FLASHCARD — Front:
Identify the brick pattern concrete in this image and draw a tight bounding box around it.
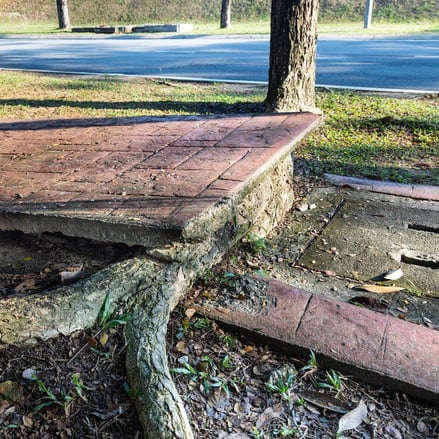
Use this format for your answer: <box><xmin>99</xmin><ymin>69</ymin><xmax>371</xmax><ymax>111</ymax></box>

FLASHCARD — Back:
<box><xmin>0</xmin><ymin>113</ymin><xmax>320</xmax><ymax>245</ymax></box>
<box><xmin>192</xmin><ymin>278</ymin><xmax>439</xmax><ymax>402</ymax></box>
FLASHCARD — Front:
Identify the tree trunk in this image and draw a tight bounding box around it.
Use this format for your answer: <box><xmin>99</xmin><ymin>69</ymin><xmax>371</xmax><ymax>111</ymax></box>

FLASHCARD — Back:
<box><xmin>56</xmin><ymin>0</ymin><xmax>71</xmax><ymax>29</ymax></box>
<box><xmin>265</xmin><ymin>0</ymin><xmax>320</xmax><ymax>113</ymax></box>
<box><xmin>220</xmin><ymin>0</ymin><xmax>232</xmax><ymax>29</ymax></box>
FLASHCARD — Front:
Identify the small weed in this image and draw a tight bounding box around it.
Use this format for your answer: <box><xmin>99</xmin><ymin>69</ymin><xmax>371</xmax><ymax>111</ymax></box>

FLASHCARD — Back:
<box><xmin>245</xmin><ymin>233</ymin><xmax>267</xmax><ymax>253</ymax></box>
<box><xmin>251</xmin><ymin>427</ymin><xmax>265</xmax><ymax>439</ymax></box>
<box><xmin>221</xmin><ymin>355</ymin><xmax>237</xmax><ymax>371</ymax></box>
<box><xmin>191</xmin><ymin>317</ymin><xmax>212</xmax><ymax>329</ymax></box>
<box><xmin>71</xmin><ymin>373</ymin><xmax>91</xmax><ymax>401</ymax></box>
<box><xmin>266</xmin><ymin>373</ymin><xmax>295</xmax><ymax>402</ymax></box>
<box><xmin>294</xmin><ymin>397</ymin><xmax>306</xmax><ymax>406</ymax></box>
<box><xmin>32</xmin><ymin>376</ymin><xmax>73</xmax><ymax>415</ymax></box>
<box><xmin>222</xmin><ymin>334</ymin><xmax>237</xmax><ymax>347</ymax></box>
<box><xmin>300</xmin><ymin>350</ymin><xmax>318</xmax><ymax>372</ymax></box>
<box><xmin>97</xmin><ymin>292</ymin><xmax>131</xmax><ymax>330</ymax></box>
<box><xmin>318</xmin><ymin>369</ymin><xmax>343</xmax><ymax>392</ymax></box>
<box><xmin>279</xmin><ymin>425</ymin><xmax>299</xmax><ymax>437</ymax></box>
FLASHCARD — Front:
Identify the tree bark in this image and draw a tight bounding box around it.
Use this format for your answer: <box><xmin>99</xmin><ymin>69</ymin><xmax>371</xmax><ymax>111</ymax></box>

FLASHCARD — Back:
<box><xmin>220</xmin><ymin>0</ymin><xmax>232</xmax><ymax>29</ymax></box>
<box><xmin>124</xmin><ymin>266</ymin><xmax>195</xmax><ymax>439</ymax></box>
<box><xmin>56</xmin><ymin>0</ymin><xmax>71</xmax><ymax>29</ymax></box>
<box><xmin>265</xmin><ymin>0</ymin><xmax>320</xmax><ymax>113</ymax></box>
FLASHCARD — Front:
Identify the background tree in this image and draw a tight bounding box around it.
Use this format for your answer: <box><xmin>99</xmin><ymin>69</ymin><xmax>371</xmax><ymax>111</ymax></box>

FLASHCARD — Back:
<box><xmin>220</xmin><ymin>0</ymin><xmax>232</xmax><ymax>29</ymax></box>
<box><xmin>265</xmin><ymin>0</ymin><xmax>320</xmax><ymax>112</ymax></box>
<box><xmin>56</xmin><ymin>0</ymin><xmax>71</xmax><ymax>29</ymax></box>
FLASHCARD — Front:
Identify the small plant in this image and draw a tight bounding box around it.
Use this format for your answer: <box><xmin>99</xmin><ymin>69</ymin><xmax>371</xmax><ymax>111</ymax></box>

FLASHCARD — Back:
<box><xmin>71</xmin><ymin>373</ymin><xmax>92</xmax><ymax>401</ymax></box>
<box><xmin>32</xmin><ymin>376</ymin><xmax>73</xmax><ymax>415</ymax></box>
<box><xmin>97</xmin><ymin>292</ymin><xmax>131</xmax><ymax>330</ymax></box>
<box><xmin>279</xmin><ymin>425</ymin><xmax>298</xmax><ymax>437</ymax></box>
<box><xmin>222</xmin><ymin>334</ymin><xmax>237</xmax><ymax>347</ymax></box>
<box><xmin>318</xmin><ymin>369</ymin><xmax>343</xmax><ymax>392</ymax></box>
<box><xmin>251</xmin><ymin>427</ymin><xmax>265</xmax><ymax>439</ymax></box>
<box><xmin>191</xmin><ymin>317</ymin><xmax>212</xmax><ymax>329</ymax></box>
<box><xmin>245</xmin><ymin>233</ymin><xmax>267</xmax><ymax>253</ymax></box>
<box><xmin>221</xmin><ymin>354</ymin><xmax>237</xmax><ymax>371</ymax></box>
<box><xmin>294</xmin><ymin>396</ymin><xmax>306</xmax><ymax>406</ymax></box>
<box><xmin>266</xmin><ymin>373</ymin><xmax>295</xmax><ymax>402</ymax></box>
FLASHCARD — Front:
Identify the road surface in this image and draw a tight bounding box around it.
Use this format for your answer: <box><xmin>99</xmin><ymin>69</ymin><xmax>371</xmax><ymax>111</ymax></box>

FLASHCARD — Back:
<box><xmin>0</xmin><ymin>35</ymin><xmax>438</xmax><ymax>92</ymax></box>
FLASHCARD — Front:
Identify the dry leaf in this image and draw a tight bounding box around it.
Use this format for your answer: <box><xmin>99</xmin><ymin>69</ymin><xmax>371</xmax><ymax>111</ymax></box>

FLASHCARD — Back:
<box><xmin>337</xmin><ymin>399</ymin><xmax>367</xmax><ymax>434</ymax></box>
<box><xmin>357</xmin><ymin>285</ymin><xmax>405</xmax><ymax>294</ymax></box>
<box><xmin>99</xmin><ymin>332</ymin><xmax>109</xmax><ymax>346</ymax></box>
<box><xmin>299</xmin><ymin>390</ymin><xmax>350</xmax><ymax>413</ymax></box>
<box><xmin>383</xmin><ymin>268</ymin><xmax>403</xmax><ymax>280</ymax></box>
<box><xmin>185</xmin><ymin>308</ymin><xmax>196</xmax><ymax>318</ymax></box>
<box><xmin>175</xmin><ymin>341</ymin><xmax>187</xmax><ymax>354</ymax></box>
<box><xmin>22</xmin><ymin>415</ymin><xmax>33</xmax><ymax>428</ymax></box>
<box><xmin>14</xmin><ymin>279</ymin><xmax>37</xmax><ymax>293</ymax></box>
<box><xmin>256</xmin><ymin>406</ymin><xmax>282</xmax><ymax>429</ymax></box>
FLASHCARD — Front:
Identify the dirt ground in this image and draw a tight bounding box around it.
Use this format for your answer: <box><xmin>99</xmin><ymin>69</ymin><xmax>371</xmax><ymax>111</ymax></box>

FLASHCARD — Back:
<box><xmin>0</xmin><ymin>178</ymin><xmax>438</xmax><ymax>438</ymax></box>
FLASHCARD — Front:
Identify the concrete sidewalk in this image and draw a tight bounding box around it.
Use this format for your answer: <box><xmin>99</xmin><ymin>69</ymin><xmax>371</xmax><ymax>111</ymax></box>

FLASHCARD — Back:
<box><xmin>0</xmin><ymin>113</ymin><xmax>320</xmax><ymax>246</ymax></box>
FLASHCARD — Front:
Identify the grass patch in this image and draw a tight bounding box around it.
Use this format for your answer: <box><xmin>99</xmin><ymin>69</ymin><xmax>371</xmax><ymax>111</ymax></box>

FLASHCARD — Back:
<box><xmin>298</xmin><ymin>90</ymin><xmax>439</xmax><ymax>185</ymax></box>
<box><xmin>0</xmin><ymin>70</ymin><xmax>437</xmax><ymax>185</ymax></box>
<box><xmin>0</xmin><ymin>20</ymin><xmax>438</xmax><ymax>36</ymax></box>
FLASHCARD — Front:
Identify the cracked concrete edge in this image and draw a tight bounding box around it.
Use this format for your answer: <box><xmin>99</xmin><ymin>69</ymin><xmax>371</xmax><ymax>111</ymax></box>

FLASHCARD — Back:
<box><xmin>0</xmin><ymin>153</ymin><xmax>298</xmax><ymax>347</ymax></box>
<box><xmin>190</xmin><ymin>278</ymin><xmax>439</xmax><ymax>404</ymax></box>
<box><xmin>324</xmin><ymin>173</ymin><xmax>439</xmax><ymax>201</ymax></box>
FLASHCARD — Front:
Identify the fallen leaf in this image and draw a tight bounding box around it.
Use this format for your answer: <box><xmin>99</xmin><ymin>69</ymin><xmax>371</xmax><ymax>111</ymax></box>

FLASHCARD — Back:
<box><xmin>22</xmin><ymin>415</ymin><xmax>33</xmax><ymax>428</ymax></box>
<box><xmin>337</xmin><ymin>399</ymin><xmax>367</xmax><ymax>434</ymax></box>
<box><xmin>14</xmin><ymin>278</ymin><xmax>37</xmax><ymax>293</ymax></box>
<box><xmin>299</xmin><ymin>390</ymin><xmax>350</xmax><ymax>413</ymax></box>
<box><xmin>357</xmin><ymin>285</ymin><xmax>405</xmax><ymax>294</ymax></box>
<box><xmin>185</xmin><ymin>308</ymin><xmax>196</xmax><ymax>318</ymax></box>
<box><xmin>0</xmin><ymin>380</ymin><xmax>23</xmax><ymax>403</ymax></box>
<box><xmin>99</xmin><ymin>332</ymin><xmax>109</xmax><ymax>347</ymax></box>
<box><xmin>175</xmin><ymin>341</ymin><xmax>188</xmax><ymax>354</ymax></box>
<box><xmin>256</xmin><ymin>406</ymin><xmax>282</xmax><ymax>429</ymax></box>
<box><xmin>383</xmin><ymin>268</ymin><xmax>403</xmax><ymax>280</ymax></box>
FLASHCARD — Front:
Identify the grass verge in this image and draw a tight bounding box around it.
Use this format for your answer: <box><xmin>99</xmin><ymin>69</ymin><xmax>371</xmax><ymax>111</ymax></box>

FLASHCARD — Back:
<box><xmin>0</xmin><ymin>70</ymin><xmax>437</xmax><ymax>185</ymax></box>
<box><xmin>0</xmin><ymin>20</ymin><xmax>438</xmax><ymax>36</ymax></box>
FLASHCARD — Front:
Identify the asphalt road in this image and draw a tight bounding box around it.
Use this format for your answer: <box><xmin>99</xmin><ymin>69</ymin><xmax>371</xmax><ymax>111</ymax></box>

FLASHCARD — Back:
<box><xmin>0</xmin><ymin>35</ymin><xmax>438</xmax><ymax>92</ymax></box>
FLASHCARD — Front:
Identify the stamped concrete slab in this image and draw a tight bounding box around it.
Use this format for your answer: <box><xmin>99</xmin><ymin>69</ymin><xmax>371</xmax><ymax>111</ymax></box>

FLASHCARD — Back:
<box><xmin>191</xmin><ymin>278</ymin><xmax>439</xmax><ymax>402</ymax></box>
<box><xmin>298</xmin><ymin>190</ymin><xmax>439</xmax><ymax>296</ymax></box>
<box><xmin>0</xmin><ymin>113</ymin><xmax>321</xmax><ymax>247</ymax></box>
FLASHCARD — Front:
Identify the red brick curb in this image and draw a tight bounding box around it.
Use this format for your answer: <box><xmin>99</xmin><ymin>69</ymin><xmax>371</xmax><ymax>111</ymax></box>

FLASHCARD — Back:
<box><xmin>192</xmin><ymin>279</ymin><xmax>439</xmax><ymax>403</ymax></box>
<box><xmin>324</xmin><ymin>173</ymin><xmax>439</xmax><ymax>201</ymax></box>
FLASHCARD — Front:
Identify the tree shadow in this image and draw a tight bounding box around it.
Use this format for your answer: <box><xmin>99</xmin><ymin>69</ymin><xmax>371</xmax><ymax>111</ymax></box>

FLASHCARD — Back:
<box><xmin>0</xmin><ymin>98</ymin><xmax>265</xmax><ymax>130</ymax></box>
<box><xmin>0</xmin><ymin>99</ymin><xmax>265</xmax><ymax>131</ymax></box>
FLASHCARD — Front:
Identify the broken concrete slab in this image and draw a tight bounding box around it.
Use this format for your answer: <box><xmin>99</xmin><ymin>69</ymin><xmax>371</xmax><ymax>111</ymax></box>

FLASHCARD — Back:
<box><xmin>191</xmin><ymin>277</ymin><xmax>439</xmax><ymax>403</ymax></box>
<box><xmin>0</xmin><ymin>113</ymin><xmax>321</xmax><ymax>247</ymax></box>
<box><xmin>298</xmin><ymin>190</ymin><xmax>438</xmax><ymax>296</ymax></box>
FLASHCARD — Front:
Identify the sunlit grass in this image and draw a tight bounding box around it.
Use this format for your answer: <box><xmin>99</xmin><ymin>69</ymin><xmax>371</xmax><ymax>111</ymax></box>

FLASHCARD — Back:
<box><xmin>0</xmin><ymin>71</ymin><xmax>437</xmax><ymax>185</ymax></box>
<box><xmin>0</xmin><ymin>19</ymin><xmax>438</xmax><ymax>36</ymax></box>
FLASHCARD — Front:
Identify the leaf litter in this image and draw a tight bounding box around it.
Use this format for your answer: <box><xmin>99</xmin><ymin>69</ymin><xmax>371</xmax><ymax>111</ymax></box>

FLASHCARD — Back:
<box><xmin>0</xmin><ymin>182</ymin><xmax>438</xmax><ymax>437</ymax></box>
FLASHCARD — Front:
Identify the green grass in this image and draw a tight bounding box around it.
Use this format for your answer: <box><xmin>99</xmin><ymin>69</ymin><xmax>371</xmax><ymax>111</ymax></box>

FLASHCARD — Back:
<box><xmin>298</xmin><ymin>90</ymin><xmax>439</xmax><ymax>185</ymax></box>
<box><xmin>0</xmin><ymin>20</ymin><xmax>438</xmax><ymax>36</ymax></box>
<box><xmin>0</xmin><ymin>71</ymin><xmax>437</xmax><ymax>185</ymax></box>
